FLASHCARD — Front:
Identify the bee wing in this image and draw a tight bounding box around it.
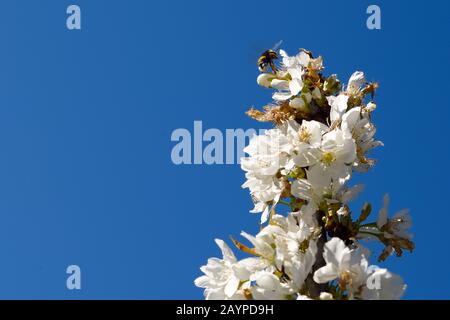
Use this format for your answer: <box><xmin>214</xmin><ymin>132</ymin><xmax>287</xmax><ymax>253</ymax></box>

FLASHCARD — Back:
<box><xmin>272</xmin><ymin>40</ymin><xmax>283</xmax><ymax>51</ymax></box>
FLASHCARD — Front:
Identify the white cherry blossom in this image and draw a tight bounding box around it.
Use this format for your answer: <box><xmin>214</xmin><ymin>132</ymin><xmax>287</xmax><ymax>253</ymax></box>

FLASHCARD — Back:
<box><xmin>195</xmin><ymin>239</ymin><xmax>266</xmax><ymax>300</ymax></box>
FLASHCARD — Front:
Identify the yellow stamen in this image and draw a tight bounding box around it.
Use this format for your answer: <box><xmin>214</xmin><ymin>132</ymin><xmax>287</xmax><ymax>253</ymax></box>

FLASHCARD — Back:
<box><xmin>322</xmin><ymin>152</ymin><xmax>335</xmax><ymax>165</ymax></box>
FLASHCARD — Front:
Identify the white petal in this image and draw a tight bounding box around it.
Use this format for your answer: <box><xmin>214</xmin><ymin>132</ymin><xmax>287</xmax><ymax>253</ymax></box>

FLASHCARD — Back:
<box><xmin>271</xmin><ymin>79</ymin><xmax>289</xmax><ymax>91</ymax></box>
<box><xmin>293</xmin><ymin>145</ymin><xmax>321</xmax><ymax>167</ymax></box>
<box><xmin>255</xmin><ymin>272</ymin><xmax>279</xmax><ymax>289</ymax></box>
<box><xmin>273</xmin><ymin>91</ymin><xmax>292</xmax><ymax>101</ymax></box>
<box><xmin>257</xmin><ymin>73</ymin><xmax>275</xmax><ymax>88</ymax></box>
<box><xmin>341</xmin><ymin>184</ymin><xmax>365</xmax><ymax>203</ymax></box>
<box><xmin>214</xmin><ymin>239</ymin><xmax>237</xmax><ymax>263</ymax></box>
<box><xmin>224</xmin><ymin>275</ymin><xmax>240</xmax><ymax>297</ymax></box>
<box><xmin>194</xmin><ymin>275</ymin><xmax>211</xmax><ymax>288</ymax></box>
<box><xmin>323</xmin><ymin>237</ymin><xmax>350</xmax><ymax>269</ymax></box>
<box><xmin>260</xmin><ymin>205</ymin><xmax>270</xmax><ymax>224</ymax></box>
<box><xmin>289</xmin><ymin>97</ymin><xmax>306</xmax><ymax>111</ymax></box>
<box><xmin>205</xmin><ymin>288</ymin><xmax>226</xmax><ymax>300</ymax></box>
<box><xmin>377</xmin><ymin>194</ymin><xmax>389</xmax><ymax>228</ymax></box>
<box><xmin>289</xmin><ymin>78</ymin><xmax>303</xmax><ymax>96</ymax></box>
<box><xmin>319</xmin><ymin>292</ymin><xmax>334</xmax><ymax>300</ymax></box>
<box><xmin>341</xmin><ymin>107</ymin><xmax>361</xmax><ymax>132</ymax></box>
<box><xmin>313</xmin><ymin>263</ymin><xmax>338</xmax><ymax>283</ymax></box>
<box><xmin>348</xmin><ymin>71</ymin><xmax>365</xmax><ymax>92</ymax></box>
<box><xmin>328</xmin><ymin>94</ymin><xmax>349</xmax><ymax>122</ymax></box>
<box><xmin>303</xmin><ymin>120</ymin><xmax>329</xmax><ymax>146</ymax></box>
<box><xmin>297</xmin><ymin>51</ymin><xmax>310</xmax><ymax>67</ymax></box>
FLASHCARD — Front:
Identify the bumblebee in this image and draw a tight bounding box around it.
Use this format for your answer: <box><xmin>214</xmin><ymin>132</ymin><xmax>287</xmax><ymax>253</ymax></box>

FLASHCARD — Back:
<box><xmin>258</xmin><ymin>40</ymin><xmax>282</xmax><ymax>72</ymax></box>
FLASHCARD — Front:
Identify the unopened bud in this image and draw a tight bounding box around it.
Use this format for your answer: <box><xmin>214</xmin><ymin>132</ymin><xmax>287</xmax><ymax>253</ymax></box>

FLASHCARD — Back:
<box><xmin>303</xmin><ymin>92</ymin><xmax>312</xmax><ymax>103</ymax></box>
<box><xmin>312</xmin><ymin>87</ymin><xmax>322</xmax><ymax>99</ymax></box>
<box><xmin>323</xmin><ymin>74</ymin><xmax>341</xmax><ymax>94</ymax></box>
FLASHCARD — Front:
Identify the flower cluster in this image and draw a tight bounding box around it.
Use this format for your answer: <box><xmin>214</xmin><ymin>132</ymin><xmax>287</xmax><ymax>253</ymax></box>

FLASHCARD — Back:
<box><xmin>195</xmin><ymin>47</ymin><xmax>414</xmax><ymax>300</ymax></box>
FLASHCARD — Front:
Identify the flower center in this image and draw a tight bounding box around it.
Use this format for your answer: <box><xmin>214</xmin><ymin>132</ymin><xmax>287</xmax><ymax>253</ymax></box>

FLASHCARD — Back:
<box><xmin>322</xmin><ymin>152</ymin><xmax>335</xmax><ymax>165</ymax></box>
<box><xmin>298</xmin><ymin>127</ymin><xmax>311</xmax><ymax>143</ymax></box>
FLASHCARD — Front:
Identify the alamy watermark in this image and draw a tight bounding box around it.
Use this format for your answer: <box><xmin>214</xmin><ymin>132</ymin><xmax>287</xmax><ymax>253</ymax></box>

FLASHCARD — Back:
<box><xmin>66</xmin><ymin>4</ymin><xmax>81</xmax><ymax>30</ymax></box>
<box><xmin>170</xmin><ymin>121</ymin><xmax>266</xmax><ymax>165</ymax></box>
<box><xmin>366</xmin><ymin>265</ymin><xmax>382</xmax><ymax>290</ymax></box>
<box><xmin>366</xmin><ymin>5</ymin><xmax>381</xmax><ymax>30</ymax></box>
<box><xmin>66</xmin><ymin>264</ymin><xmax>81</xmax><ymax>290</ymax></box>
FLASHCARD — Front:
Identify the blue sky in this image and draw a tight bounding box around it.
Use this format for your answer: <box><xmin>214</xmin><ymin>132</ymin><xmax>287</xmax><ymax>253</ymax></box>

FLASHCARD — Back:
<box><xmin>0</xmin><ymin>0</ymin><xmax>448</xmax><ymax>299</ymax></box>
